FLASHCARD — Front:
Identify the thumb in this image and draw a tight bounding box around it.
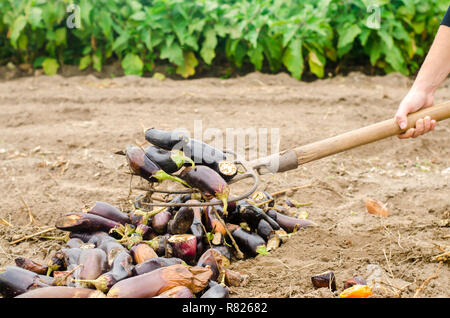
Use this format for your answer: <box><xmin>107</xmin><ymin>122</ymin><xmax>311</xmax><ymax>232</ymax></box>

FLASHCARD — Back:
<box><xmin>395</xmin><ymin>107</ymin><xmax>408</xmax><ymax>130</ymax></box>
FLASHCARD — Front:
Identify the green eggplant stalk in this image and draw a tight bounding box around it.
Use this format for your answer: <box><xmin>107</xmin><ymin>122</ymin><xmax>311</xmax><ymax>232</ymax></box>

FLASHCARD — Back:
<box><xmin>125</xmin><ymin>145</ymin><xmax>190</xmax><ymax>187</ymax></box>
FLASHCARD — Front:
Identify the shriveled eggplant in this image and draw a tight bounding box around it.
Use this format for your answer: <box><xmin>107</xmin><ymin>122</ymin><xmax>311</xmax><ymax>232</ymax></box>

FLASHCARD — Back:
<box><xmin>181</xmin><ymin>166</ymin><xmax>230</xmax><ymax>214</ymax></box>
<box><xmin>204</xmin><ymin>206</ymin><xmax>227</xmax><ymax>237</ymax></box>
<box><xmin>132</xmin><ymin>257</ymin><xmax>184</xmax><ymax>276</ymax></box>
<box><xmin>231</xmin><ymin>228</ymin><xmax>266</xmax><ymax>257</ymax></box>
<box><xmin>238</xmin><ymin>202</ymin><xmax>280</xmax><ymax>230</ymax></box>
<box><xmin>168</xmin><ymin>234</ymin><xmax>197</xmax><ymax>265</ymax></box>
<box><xmin>168</xmin><ymin>206</ymin><xmax>194</xmax><ymax>234</ymax></box>
<box><xmin>148</xmin><ymin>235</ymin><xmax>172</xmax><ymax>257</ymax></box>
<box><xmin>84</xmin><ymin>201</ymin><xmax>130</xmax><ymax>225</ymax></box>
<box><xmin>183</xmin><ymin>139</ymin><xmax>237</xmax><ymax>181</ymax></box>
<box><xmin>200</xmin><ymin>282</ymin><xmax>229</xmax><ymax>298</ymax></box>
<box><xmin>155</xmin><ymin>285</ymin><xmax>194</xmax><ymax>298</ymax></box>
<box><xmin>197</xmin><ymin>248</ymin><xmax>230</xmax><ymax>282</ymax></box>
<box><xmin>130</xmin><ymin>243</ymin><xmax>158</xmax><ymax>264</ymax></box>
<box><xmin>75</xmin><ymin>248</ymin><xmax>107</xmax><ymax>286</ymax></box>
<box><xmin>56</xmin><ymin>212</ymin><xmax>120</xmax><ymax>233</ymax></box>
<box><xmin>107</xmin><ymin>264</ymin><xmax>212</xmax><ymax>298</ymax></box>
<box><xmin>266</xmin><ymin>209</ymin><xmax>316</xmax><ymax>233</ymax></box>
<box><xmin>125</xmin><ymin>145</ymin><xmax>189</xmax><ymax>187</ymax></box>
<box><xmin>188</xmin><ymin>200</ymin><xmax>205</xmax><ymax>254</ymax></box>
<box><xmin>151</xmin><ymin>210</ymin><xmax>172</xmax><ymax>234</ymax></box>
<box><xmin>144</xmin><ymin>145</ymin><xmax>194</xmax><ymax>174</ymax></box>
<box><xmin>0</xmin><ymin>266</ymin><xmax>50</xmax><ymax>298</ymax></box>
<box><xmin>256</xmin><ymin>219</ymin><xmax>274</xmax><ymax>241</ymax></box>
<box><xmin>14</xmin><ymin>258</ymin><xmax>48</xmax><ymax>275</ymax></box>
<box><xmin>75</xmin><ymin>250</ymin><xmax>134</xmax><ymax>293</ymax></box>
<box><xmin>167</xmin><ymin>194</ymin><xmax>192</xmax><ymax>214</ymax></box>
<box><xmin>224</xmin><ymin>269</ymin><xmax>249</xmax><ymax>287</ymax></box>
<box><xmin>311</xmin><ymin>271</ymin><xmax>336</xmax><ymax>291</ymax></box>
<box><xmin>144</xmin><ymin>128</ymin><xmax>189</xmax><ymax>150</ymax></box>
<box><xmin>15</xmin><ymin>286</ymin><xmax>98</xmax><ymax>298</ymax></box>
<box><xmin>212</xmin><ymin>245</ymin><xmax>232</xmax><ymax>262</ymax></box>
<box><xmin>135</xmin><ymin>224</ymin><xmax>154</xmax><ymax>240</ymax></box>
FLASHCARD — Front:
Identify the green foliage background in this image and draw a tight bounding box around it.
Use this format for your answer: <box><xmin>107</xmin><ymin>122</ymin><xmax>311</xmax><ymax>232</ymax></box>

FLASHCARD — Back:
<box><xmin>0</xmin><ymin>0</ymin><xmax>448</xmax><ymax>79</ymax></box>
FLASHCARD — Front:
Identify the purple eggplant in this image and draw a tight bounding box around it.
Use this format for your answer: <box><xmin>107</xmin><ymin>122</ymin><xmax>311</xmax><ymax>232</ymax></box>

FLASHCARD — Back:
<box><xmin>0</xmin><ymin>266</ymin><xmax>50</xmax><ymax>298</ymax></box>
<box><xmin>148</xmin><ymin>234</ymin><xmax>172</xmax><ymax>257</ymax></box>
<box><xmin>266</xmin><ymin>209</ymin><xmax>316</xmax><ymax>233</ymax></box>
<box><xmin>125</xmin><ymin>145</ymin><xmax>190</xmax><ymax>187</ymax></box>
<box><xmin>56</xmin><ymin>212</ymin><xmax>120</xmax><ymax>233</ymax></box>
<box><xmin>132</xmin><ymin>257</ymin><xmax>184</xmax><ymax>276</ymax></box>
<box><xmin>197</xmin><ymin>248</ymin><xmax>230</xmax><ymax>281</ymax></box>
<box><xmin>151</xmin><ymin>210</ymin><xmax>172</xmax><ymax>234</ymax></box>
<box><xmin>84</xmin><ymin>201</ymin><xmax>130</xmax><ymax>225</ymax></box>
<box><xmin>14</xmin><ymin>258</ymin><xmax>48</xmax><ymax>275</ymax></box>
<box><xmin>144</xmin><ymin>128</ymin><xmax>189</xmax><ymax>150</ymax></box>
<box><xmin>144</xmin><ymin>145</ymin><xmax>194</xmax><ymax>174</ymax></box>
<box><xmin>168</xmin><ymin>234</ymin><xmax>197</xmax><ymax>265</ymax></box>
<box><xmin>180</xmin><ymin>166</ymin><xmax>230</xmax><ymax>215</ymax></box>
<box><xmin>155</xmin><ymin>285</ymin><xmax>194</xmax><ymax>298</ymax></box>
<box><xmin>200</xmin><ymin>282</ymin><xmax>229</xmax><ymax>298</ymax></box>
<box><xmin>167</xmin><ymin>206</ymin><xmax>194</xmax><ymax>234</ymax></box>
<box><xmin>231</xmin><ymin>227</ymin><xmax>266</xmax><ymax>257</ymax></box>
<box><xmin>257</xmin><ymin>219</ymin><xmax>274</xmax><ymax>241</ymax></box>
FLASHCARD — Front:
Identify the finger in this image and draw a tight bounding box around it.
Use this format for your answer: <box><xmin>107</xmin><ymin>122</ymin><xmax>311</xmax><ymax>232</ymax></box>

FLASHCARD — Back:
<box><xmin>412</xmin><ymin>119</ymin><xmax>424</xmax><ymax>138</ymax></box>
<box><xmin>430</xmin><ymin>120</ymin><xmax>437</xmax><ymax>131</ymax></box>
<box><xmin>422</xmin><ymin>116</ymin><xmax>431</xmax><ymax>133</ymax></box>
<box><xmin>395</xmin><ymin>108</ymin><xmax>408</xmax><ymax>130</ymax></box>
<box><xmin>398</xmin><ymin>128</ymin><xmax>415</xmax><ymax>139</ymax></box>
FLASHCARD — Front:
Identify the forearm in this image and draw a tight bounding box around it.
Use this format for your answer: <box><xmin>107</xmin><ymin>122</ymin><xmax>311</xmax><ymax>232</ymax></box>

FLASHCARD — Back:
<box><xmin>412</xmin><ymin>25</ymin><xmax>450</xmax><ymax>94</ymax></box>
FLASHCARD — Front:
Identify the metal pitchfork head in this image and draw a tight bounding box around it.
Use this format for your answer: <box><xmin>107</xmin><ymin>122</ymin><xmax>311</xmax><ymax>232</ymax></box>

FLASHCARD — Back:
<box><xmin>134</xmin><ymin>149</ymin><xmax>261</xmax><ymax>210</ymax></box>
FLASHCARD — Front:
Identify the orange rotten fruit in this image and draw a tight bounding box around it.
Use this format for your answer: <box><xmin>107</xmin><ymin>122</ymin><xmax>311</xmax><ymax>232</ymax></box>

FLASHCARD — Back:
<box><xmin>339</xmin><ymin>284</ymin><xmax>373</xmax><ymax>298</ymax></box>
<box><xmin>365</xmin><ymin>199</ymin><xmax>389</xmax><ymax>217</ymax></box>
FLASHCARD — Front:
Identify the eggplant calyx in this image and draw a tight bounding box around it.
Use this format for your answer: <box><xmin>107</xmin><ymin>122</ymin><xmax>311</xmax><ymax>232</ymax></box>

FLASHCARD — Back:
<box><xmin>152</xmin><ymin>169</ymin><xmax>191</xmax><ymax>187</ymax></box>
<box><xmin>171</xmin><ymin>150</ymin><xmax>195</xmax><ymax>169</ymax></box>
<box><xmin>73</xmin><ymin>276</ymin><xmax>109</xmax><ymax>293</ymax></box>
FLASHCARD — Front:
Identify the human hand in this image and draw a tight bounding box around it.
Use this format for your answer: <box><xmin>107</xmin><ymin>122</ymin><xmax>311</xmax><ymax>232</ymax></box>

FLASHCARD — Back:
<box><xmin>395</xmin><ymin>89</ymin><xmax>437</xmax><ymax>139</ymax></box>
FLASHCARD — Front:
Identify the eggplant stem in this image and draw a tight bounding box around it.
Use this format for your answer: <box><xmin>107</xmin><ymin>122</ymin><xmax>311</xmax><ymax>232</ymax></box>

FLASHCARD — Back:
<box><xmin>211</xmin><ymin>207</ymin><xmax>244</xmax><ymax>260</ymax></box>
<box><xmin>153</xmin><ymin>170</ymin><xmax>191</xmax><ymax>188</ymax></box>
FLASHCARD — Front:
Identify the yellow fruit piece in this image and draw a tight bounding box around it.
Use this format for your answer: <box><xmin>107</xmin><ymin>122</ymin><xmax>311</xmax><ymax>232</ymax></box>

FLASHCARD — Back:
<box><xmin>339</xmin><ymin>284</ymin><xmax>373</xmax><ymax>298</ymax></box>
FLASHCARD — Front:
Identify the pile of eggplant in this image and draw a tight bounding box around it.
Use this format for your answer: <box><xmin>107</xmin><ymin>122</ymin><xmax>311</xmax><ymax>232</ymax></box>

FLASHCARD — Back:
<box><xmin>0</xmin><ymin>128</ymin><xmax>316</xmax><ymax>298</ymax></box>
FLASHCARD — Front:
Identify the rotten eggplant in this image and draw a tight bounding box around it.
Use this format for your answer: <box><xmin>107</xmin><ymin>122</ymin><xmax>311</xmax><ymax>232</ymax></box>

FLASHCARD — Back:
<box><xmin>56</xmin><ymin>212</ymin><xmax>121</xmax><ymax>233</ymax></box>
<box><xmin>180</xmin><ymin>165</ymin><xmax>230</xmax><ymax>214</ymax></box>
<box><xmin>196</xmin><ymin>248</ymin><xmax>230</xmax><ymax>282</ymax></box>
<box><xmin>132</xmin><ymin>257</ymin><xmax>184</xmax><ymax>276</ymax></box>
<box><xmin>14</xmin><ymin>257</ymin><xmax>48</xmax><ymax>275</ymax></box>
<box><xmin>84</xmin><ymin>201</ymin><xmax>130</xmax><ymax>225</ymax></box>
<box><xmin>144</xmin><ymin>128</ymin><xmax>189</xmax><ymax>151</ymax></box>
<box><xmin>266</xmin><ymin>209</ymin><xmax>316</xmax><ymax>233</ymax></box>
<box><xmin>155</xmin><ymin>285</ymin><xmax>194</xmax><ymax>298</ymax></box>
<box><xmin>107</xmin><ymin>264</ymin><xmax>212</xmax><ymax>298</ymax></box>
<box><xmin>130</xmin><ymin>243</ymin><xmax>158</xmax><ymax>264</ymax></box>
<box><xmin>167</xmin><ymin>234</ymin><xmax>197</xmax><ymax>265</ymax></box>
<box><xmin>0</xmin><ymin>266</ymin><xmax>50</xmax><ymax>298</ymax></box>
<box><xmin>230</xmin><ymin>227</ymin><xmax>266</xmax><ymax>257</ymax></box>
<box><xmin>125</xmin><ymin>145</ymin><xmax>190</xmax><ymax>187</ymax></box>
<box><xmin>167</xmin><ymin>206</ymin><xmax>194</xmax><ymax>234</ymax></box>
<box><xmin>144</xmin><ymin>145</ymin><xmax>194</xmax><ymax>174</ymax></box>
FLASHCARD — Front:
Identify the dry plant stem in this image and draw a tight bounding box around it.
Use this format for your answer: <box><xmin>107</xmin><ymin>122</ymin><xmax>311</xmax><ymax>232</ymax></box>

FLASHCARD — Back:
<box><xmin>413</xmin><ymin>262</ymin><xmax>443</xmax><ymax>298</ymax></box>
<box><xmin>9</xmin><ymin>227</ymin><xmax>57</xmax><ymax>245</ymax></box>
<box><xmin>0</xmin><ymin>218</ymin><xmax>12</xmax><ymax>226</ymax></box>
<box><xmin>212</xmin><ymin>207</ymin><xmax>244</xmax><ymax>259</ymax></box>
<box><xmin>20</xmin><ymin>196</ymin><xmax>36</xmax><ymax>225</ymax></box>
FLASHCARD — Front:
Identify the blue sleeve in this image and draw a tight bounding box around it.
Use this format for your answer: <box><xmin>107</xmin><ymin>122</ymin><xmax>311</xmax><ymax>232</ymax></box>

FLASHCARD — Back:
<box><xmin>441</xmin><ymin>6</ymin><xmax>450</xmax><ymax>27</ymax></box>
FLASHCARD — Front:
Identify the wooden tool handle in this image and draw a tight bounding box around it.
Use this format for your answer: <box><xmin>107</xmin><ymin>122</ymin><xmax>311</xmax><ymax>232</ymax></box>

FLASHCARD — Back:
<box><xmin>275</xmin><ymin>101</ymin><xmax>450</xmax><ymax>172</ymax></box>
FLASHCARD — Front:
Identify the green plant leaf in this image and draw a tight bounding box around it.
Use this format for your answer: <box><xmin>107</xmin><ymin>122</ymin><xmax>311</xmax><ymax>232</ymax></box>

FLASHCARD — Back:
<box><xmin>256</xmin><ymin>245</ymin><xmax>269</xmax><ymax>256</ymax></box>
<box><xmin>122</xmin><ymin>53</ymin><xmax>143</xmax><ymax>76</ymax></box>
<box><xmin>79</xmin><ymin>55</ymin><xmax>91</xmax><ymax>70</ymax></box>
<box><xmin>28</xmin><ymin>7</ymin><xmax>43</xmax><ymax>28</ymax></box>
<box><xmin>248</xmin><ymin>45</ymin><xmax>264</xmax><ymax>71</ymax></box>
<box><xmin>42</xmin><ymin>58</ymin><xmax>59</xmax><ymax>75</ymax></box>
<box><xmin>282</xmin><ymin>37</ymin><xmax>304</xmax><ymax>80</ymax></box>
<box><xmin>308</xmin><ymin>50</ymin><xmax>325</xmax><ymax>78</ymax></box>
<box><xmin>337</xmin><ymin>24</ymin><xmax>361</xmax><ymax>57</ymax></box>
<box><xmin>54</xmin><ymin>28</ymin><xmax>66</xmax><ymax>46</ymax></box>
<box><xmin>92</xmin><ymin>50</ymin><xmax>102</xmax><ymax>72</ymax></box>
<box><xmin>160</xmin><ymin>39</ymin><xmax>184</xmax><ymax>66</ymax></box>
<box><xmin>200</xmin><ymin>28</ymin><xmax>217</xmax><ymax>65</ymax></box>
<box><xmin>176</xmin><ymin>51</ymin><xmax>198</xmax><ymax>78</ymax></box>
<box><xmin>10</xmin><ymin>15</ymin><xmax>27</xmax><ymax>48</ymax></box>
